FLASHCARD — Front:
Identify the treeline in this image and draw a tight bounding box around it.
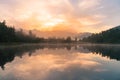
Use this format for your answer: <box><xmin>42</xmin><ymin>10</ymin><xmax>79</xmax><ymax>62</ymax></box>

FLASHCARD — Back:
<box><xmin>81</xmin><ymin>26</ymin><xmax>120</xmax><ymax>43</ymax></box>
<box><xmin>83</xmin><ymin>45</ymin><xmax>120</xmax><ymax>61</ymax></box>
<box><xmin>0</xmin><ymin>21</ymin><xmax>78</xmax><ymax>43</ymax></box>
<box><xmin>44</xmin><ymin>36</ymin><xmax>76</xmax><ymax>43</ymax></box>
<box><xmin>0</xmin><ymin>20</ymin><xmax>43</xmax><ymax>43</ymax></box>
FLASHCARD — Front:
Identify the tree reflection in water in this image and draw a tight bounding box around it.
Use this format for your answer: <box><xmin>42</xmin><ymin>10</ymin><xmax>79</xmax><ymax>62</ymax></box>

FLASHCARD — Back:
<box><xmin>0</xmin><ymin>44</ymin><xmax>120</xmax><ymax>70</ymax></box>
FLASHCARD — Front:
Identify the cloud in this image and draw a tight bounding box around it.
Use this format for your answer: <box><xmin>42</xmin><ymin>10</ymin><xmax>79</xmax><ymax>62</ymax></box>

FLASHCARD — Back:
<box><xmin>0</xmin><ymin>0</ymin><xmax>114</xmax><ymax>34</ymax></box>
<box><xmin>78</xmin><ymin>0</ymin><xmax>101</xmax><ymax>10</ymax></box>
<box><xmin>79</xmin><ymin>14</ymin><xmax>105</xmax><ymax>26</ymax></box>
<box><xmin>3</xmin><ymin>50</ymin><xmax>102</xmax><ymax>80</ymax></box>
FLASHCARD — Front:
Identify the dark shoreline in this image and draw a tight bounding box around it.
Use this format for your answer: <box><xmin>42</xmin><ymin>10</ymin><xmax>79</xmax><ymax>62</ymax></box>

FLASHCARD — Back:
<box><xmin>0</xmin><ymin>43</ymin><xmax>120</xmax><ymax>48</ymax></box>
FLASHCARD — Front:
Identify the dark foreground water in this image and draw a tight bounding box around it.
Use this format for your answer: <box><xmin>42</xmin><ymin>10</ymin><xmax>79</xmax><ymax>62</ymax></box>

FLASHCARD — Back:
<box><xmin>0</xmin><ymin>44</ymin><xmax>120</xmax><ymax>80</ymax></box>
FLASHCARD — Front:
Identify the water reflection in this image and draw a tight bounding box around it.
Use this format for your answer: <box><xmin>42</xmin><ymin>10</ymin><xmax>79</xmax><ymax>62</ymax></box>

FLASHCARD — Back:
<box><xmin>82</xmin><ymin>44</ymin><xmax>120</xmax><ymax>60</ymax></box>
<box><xmin>0</xmin><ymin>44</ymin><xmax>75</xmax><ymax>70</ymax></box>
<box><xmin>0</xmin><ymin>44</ymin><xmax>120</xmax><ymax>80</ymax></box>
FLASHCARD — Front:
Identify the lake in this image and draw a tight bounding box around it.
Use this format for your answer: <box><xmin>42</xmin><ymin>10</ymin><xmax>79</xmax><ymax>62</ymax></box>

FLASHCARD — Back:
<box><xmin>0</xmin><ymin>44</ymin><xmax>120</xmax><ymax>80</ymax></box>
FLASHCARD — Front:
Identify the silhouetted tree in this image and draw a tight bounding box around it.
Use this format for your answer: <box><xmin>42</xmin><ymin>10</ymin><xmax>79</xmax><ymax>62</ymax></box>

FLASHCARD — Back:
<box><xmin>0</xmin><ymin>20</ymin><xmax>44</xmax><ymax>43</ymax></box>
<box><xmin>0</xmin><ymin>20</ymin><xmax>16</xmax><ymax>42</ymax></box>
<box><xmin>81</xmin><ymin>25</ymin><xmax>120</xmax><ymax>43</ymax></box>
<box><xmin>65</xmin><ymin>36</ymin><xmax>72</xmax><ymax>43</ymax></box>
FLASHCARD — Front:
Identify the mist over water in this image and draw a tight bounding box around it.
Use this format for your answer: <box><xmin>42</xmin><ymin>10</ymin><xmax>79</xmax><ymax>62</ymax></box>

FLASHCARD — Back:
<box><xmin>0</xmin><ymin>44</ymin><xmax>120</xmax><ymax>80</ymax></box>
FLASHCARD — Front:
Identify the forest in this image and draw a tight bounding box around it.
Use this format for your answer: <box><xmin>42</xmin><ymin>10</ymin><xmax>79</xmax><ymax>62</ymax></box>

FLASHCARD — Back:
<box><xmin>81</xmin><ymin>25</ymin><xmax>120</xmax><ymax>43</ymax></box>
<box><xmin>0</xmin><ymin>20</ymin><xmax>43</xmax><ymax>43</ymax></box>
<box><xmin>0</xmin><ymin>20</ymin><xmax>76</xmax><ymax>43</ymax></box>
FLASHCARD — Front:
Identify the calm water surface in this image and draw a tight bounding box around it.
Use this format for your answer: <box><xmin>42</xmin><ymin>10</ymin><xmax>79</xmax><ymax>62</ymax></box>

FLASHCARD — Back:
<box><xmin>0</xmin><ymin>44</ymin><xmax>120</xmax><ymax>80</ymax></box>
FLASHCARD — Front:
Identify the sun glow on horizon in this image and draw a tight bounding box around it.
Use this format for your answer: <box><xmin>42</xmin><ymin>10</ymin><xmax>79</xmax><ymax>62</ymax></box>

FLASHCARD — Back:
<box><xmin>41</xmin><ymin>18</ymin><xmax>66</xmax><ymax>29</ymax></box>
<box><xmin>0</xmin><ymin>0</ymin><xmax>120</xmax><ymax>33</ymax></box>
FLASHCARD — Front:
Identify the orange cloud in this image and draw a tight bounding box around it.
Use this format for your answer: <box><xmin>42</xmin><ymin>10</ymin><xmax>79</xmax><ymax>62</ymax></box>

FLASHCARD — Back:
<box><xmin>0</xmin><ymin>0</ymin><xmax>109</xmax><ymax>33</ymax></box>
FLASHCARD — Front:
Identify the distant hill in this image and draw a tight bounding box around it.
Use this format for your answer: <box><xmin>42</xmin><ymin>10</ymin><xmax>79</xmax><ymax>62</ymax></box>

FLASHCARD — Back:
<box><xmin>76</xmin><ymin>32</ymin><xmax>92</xmax><ymax>39</ymax></box>
<box><xmin>32</xmin><ymin>29</ymin><xmax>77</xmax><ymax>38</ymax></box>
<box><xmin>32</xmin><ymin>29</ymin><xmax>92</xmax><ymax>39</ymax></box>
<box><xmin>81</xmin><ymin>25</ymin><xmax>120</xmax><ymax>43</ymax></box>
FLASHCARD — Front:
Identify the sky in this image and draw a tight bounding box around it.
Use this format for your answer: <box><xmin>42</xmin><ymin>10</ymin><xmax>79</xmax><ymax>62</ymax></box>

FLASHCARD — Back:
<box><xmin>0</xmin><ymin>0</ymin><xmax>120</xmax><ymax>33</ymax></box>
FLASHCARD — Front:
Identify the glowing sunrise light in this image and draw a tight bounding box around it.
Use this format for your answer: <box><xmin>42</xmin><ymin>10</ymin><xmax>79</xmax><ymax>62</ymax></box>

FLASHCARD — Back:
<box><xmin>43</xmin><ymin>18</ymin><xmax>65</xmax><ymax>27</ymax></box>
<box><xmin>0</xmin><ymin>0</ymin><xmax>120</xmax><ymax>33</ymax></box>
